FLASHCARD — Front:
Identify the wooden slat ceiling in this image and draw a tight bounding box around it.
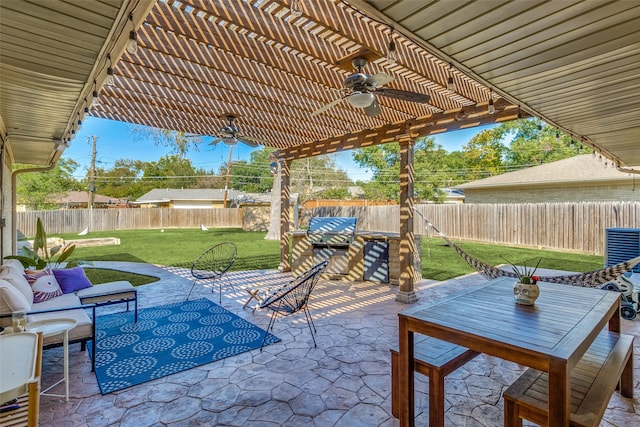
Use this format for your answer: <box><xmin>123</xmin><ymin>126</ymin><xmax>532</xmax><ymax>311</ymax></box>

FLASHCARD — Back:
<box><xmin>89</xmin><ymin>0</ymin><xmax>516</xmax><ymax>161</ymax></box>
<box><xmin>353</xmin><ymin>0</ymin><xmax>640</xmax><ymax>167</ymax></box>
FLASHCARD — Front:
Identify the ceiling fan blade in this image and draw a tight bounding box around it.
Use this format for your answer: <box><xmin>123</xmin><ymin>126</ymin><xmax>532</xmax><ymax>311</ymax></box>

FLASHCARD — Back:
<box><xmin>363</xmin><ymin>97</ymin><xmax>381</xmax><ymax>117</ymax></box>
<box><xmin>208</xmin><ymin>137</ymin><xmax>223</xmax><ymax>146</ymax></box>
<box><xmin>236</xmin><ymin>136</ymin><xmax>264</xmax><ymax>148</ymax></box>
<box><xmin>311</xmin><ymin>96</ymin><xmax>345</xmax><ymax>116</ymax></box>
<box><xmin>376</xmin><ymin>87</ymin><xmax>430</xmax><ymax>103</ymax></box>
<box><xmin>367</xmin><ymin>73</ymin><xmax>394</xmax><ymax>87</ymax></box>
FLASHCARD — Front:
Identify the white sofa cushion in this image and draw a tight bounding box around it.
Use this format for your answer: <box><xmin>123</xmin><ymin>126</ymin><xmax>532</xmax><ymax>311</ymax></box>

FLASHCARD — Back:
<box><xmin>29</xmin><ymin>293</ymin><xmax>92</xmax><ymax>345</ymax></box>
<box><xmin>29</xmin><ymin>309</ymin><xmax>93</xmax><ymax>346</ymax></box>
<box><xmin>0</xmin><ymin>265</ymin><xmax>34</xmax><ymax>306</ymax></box>
<box><xmin>0</xmin><ymin>279</ymin><xmax>31</xmax><ymax>327</ymax></box>
<box><xmin>76</xmin><ymin>281</ymin><xmax>136</xmax><ymax>303</ymax></box>
<box><xmin>1</xmin><ymin>259</ymin><xmax>25</xmax><ymax>271</ymax></box>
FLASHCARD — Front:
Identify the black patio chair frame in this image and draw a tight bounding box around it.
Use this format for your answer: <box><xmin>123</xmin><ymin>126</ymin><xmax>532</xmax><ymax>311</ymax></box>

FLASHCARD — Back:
<box><xmin>258</xmin><ymin>260</ymin><xmax>329</xmax><ymax>351</ymax></box>
<box><xmin>187</xmin><ymin>242</ymin><xmax>237</xmax><ymax>303</ymax></box>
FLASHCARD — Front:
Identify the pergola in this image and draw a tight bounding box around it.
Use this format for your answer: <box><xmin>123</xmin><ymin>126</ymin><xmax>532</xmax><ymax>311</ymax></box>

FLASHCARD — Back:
<box><xmin>1</xmin><ymin>1</ymin><xmax>639</xmax><ymax>301</ymax></box>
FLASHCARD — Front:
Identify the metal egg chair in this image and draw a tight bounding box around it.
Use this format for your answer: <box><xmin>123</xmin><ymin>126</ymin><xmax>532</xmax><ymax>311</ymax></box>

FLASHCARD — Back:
<box><xmin>258</xmin><ymin>260</ymin><xmax>329</xmax><ymax>351</ymax></box>
<box><xmin>187</xmin><ymin>242</ymin><xmax>237</xmax><ymax>303</ymax></box>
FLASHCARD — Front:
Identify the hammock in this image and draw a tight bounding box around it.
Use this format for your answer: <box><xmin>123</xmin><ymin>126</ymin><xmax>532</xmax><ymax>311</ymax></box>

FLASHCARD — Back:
<box><xmin>413</xmin><ymin>208</ymin><xmax>640</xmax><ymax>288</ymax></box>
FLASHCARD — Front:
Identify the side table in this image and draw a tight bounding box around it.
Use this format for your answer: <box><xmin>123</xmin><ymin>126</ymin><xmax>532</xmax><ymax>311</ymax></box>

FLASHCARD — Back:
<box><xmin>26</xmin><ymin>318</ymin><xmax>77</xmax><ymax>401</ymax></box>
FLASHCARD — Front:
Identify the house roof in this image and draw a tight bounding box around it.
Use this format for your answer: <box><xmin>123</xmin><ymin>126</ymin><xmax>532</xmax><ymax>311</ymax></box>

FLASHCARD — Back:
<box><xmin>136</xmin><ymin>188</ymin><xmax>297</xmax><ymax>205</ymax></box>
<box><xmin>135</xmin><ymin>188</ymin><xmax>240</xmax><ymax>204</ymax></box>
<box><xmin>48</xmin><ymin>191</ymin><xmax>125</xmax><ymax>204</ymax></box>
<box><xmin>457</xmin><ymin>155</ymin><xmax>636</xmax><ymax>190</ymax></box>
<box><xmin>2</xmin><ymin>1</ymin><xmax>639</xmax><ymax>168</ymax></box>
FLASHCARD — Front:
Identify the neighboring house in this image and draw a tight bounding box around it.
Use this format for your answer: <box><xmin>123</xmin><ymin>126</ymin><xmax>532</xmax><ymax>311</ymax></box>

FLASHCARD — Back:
<box><xmin>135</xmin><ymin>189</ymin><xmax>241</xmax><ymax>208</ymax></box>
<box><xmin>135</xmin><ymin>188</ymin><xmax>298</xmax><ymax>209</ymax></box>
<box><xmin>47</xmin><ymin>191</ymin><xmax>128</xmax><ymax>209</ymax></box>
<box><xmin>435</xmin><ymin>188</ymin><xmax>465</xmax><ymax>204</ymax></box>
<box><xmin>456</xmin><ymin>155</ymin><xmax>639</xmax><ymax>203</ymax></box>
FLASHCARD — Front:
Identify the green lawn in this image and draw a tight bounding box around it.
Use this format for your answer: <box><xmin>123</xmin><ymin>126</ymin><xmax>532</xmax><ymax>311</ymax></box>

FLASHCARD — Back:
<box><xmin>52</xmin><ymin>227</ymin><xmax>603</xmax><ymax>285</ymax></box>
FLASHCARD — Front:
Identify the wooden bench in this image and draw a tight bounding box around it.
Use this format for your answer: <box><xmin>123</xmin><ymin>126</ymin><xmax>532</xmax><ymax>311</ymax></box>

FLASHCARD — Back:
<box><xmin>503</xmin><ymin>331</ymin><xmax>634</xmax><ymax>427</ymax></box>
<box><xmin>390</xmin><ymin>336</ymin><xmax>479</xmax><ymax>426</ymax></box>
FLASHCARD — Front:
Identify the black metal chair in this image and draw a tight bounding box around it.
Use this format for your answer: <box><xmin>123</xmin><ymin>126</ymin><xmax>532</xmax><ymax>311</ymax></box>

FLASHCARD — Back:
<box><xmin>187</xmin><ymin>242</ymin><xmax>237</xmax><ymax>302</ymax></box>
<box><xmin>258</xmin><ymin>260</ymin><xmax>329</xmax><ymax>351</ymax></box>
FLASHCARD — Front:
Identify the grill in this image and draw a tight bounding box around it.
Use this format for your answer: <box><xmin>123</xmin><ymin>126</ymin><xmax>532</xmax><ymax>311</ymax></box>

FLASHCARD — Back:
<box><xmin>307</xmin><ymin>217</ymin><xmax>357</xmax><ymax>275</ymax></box>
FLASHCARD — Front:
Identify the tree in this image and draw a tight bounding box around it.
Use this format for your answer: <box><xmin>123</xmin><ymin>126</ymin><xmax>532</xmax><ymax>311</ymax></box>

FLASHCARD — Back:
<box><xmin>93</xmin><ymin>159</ymin><xmax>150</xmax><ymax>200</ymax></box>
<box><xmin>15</xmin><ymin>159</ymin><xmax>80</xmax><ymax>210</ymax></box>
<box><xmin>130</xmin><ymin>125</ymin><xmax>203</xmax><ymax>157</ymax></box>
<box><xmin>503</xmin><ymin>119</ymin><xmax>586</xmax><ymax>166</ymax></box>
<box><xmin>143</xmin><ymin>154</ymin><xmax>203</xmax><ymax>189</ymax></box>
<box><xmin>290</xmin><ymin>156</ymin><xmax>352</xmax><ymax>199</ymax></box>
<box><xmin>353</xmin><ymin>136</ymin><xmax>453</xmax><ymax>202</ymax></box>
<box><xmin>92</xmin><ymin>155</ymin><xmax>213</xmax><ymax>200</ymax></box>
<box><xmin>226</xmin><ymin>147</ymin><xmax>275</xmax><ymax>193</ymax></box>
<box><xmin>212</xmin><ymin>148</ymin><xmax>353</xmax><ymax>198</ymax></box>
<box><xmin>461</xmin><ymin>127</ymin><xmax>508</xmax><ymax>180</ymax></box>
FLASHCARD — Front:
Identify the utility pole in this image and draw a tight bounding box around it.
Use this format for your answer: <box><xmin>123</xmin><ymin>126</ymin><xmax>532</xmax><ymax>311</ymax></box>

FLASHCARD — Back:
<box><xmin>87</xmin><ymin>136</ymin><xmax>97</xmax><ymax>210</ymax></box>
<box><xmin>222</xmin><ymin>145</ymin><xmax>233</xmax><ymax>207</ymax></box>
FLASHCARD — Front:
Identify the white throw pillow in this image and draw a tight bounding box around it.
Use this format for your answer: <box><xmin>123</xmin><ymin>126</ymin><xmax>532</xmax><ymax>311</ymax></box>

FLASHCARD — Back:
<box><xmin>0</xmin><ymin>279</ymin><xmax>31</xmax><ymax>314</ymax></box>
<box><xmin>1</xmin><ymin>259</ymin><xmax>26</xmax><ymax>271</ymax></box>
<box><xmin>0</xmin><ymin>267</ymin><xmax>34</xmax><ymax>306</ymax></box>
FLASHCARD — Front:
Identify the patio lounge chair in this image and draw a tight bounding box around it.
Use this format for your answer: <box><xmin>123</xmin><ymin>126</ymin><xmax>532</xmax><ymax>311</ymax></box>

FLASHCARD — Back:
<box><xmin>258</xmin><ymin>260</ymin><xmax>328</xmax><ymax>351</ymax></box>
<box><xmin>187</xmin><ymin>242</ymin><xmax>237</xmax><ymax>303</ymax></box>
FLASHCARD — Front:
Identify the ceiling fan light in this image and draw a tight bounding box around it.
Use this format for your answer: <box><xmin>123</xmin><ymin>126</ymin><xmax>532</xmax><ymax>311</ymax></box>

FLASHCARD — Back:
<box><xmin>127</xmin><ymin>31</ymin><xmax>138</xmax><ymax>54</ymax></box>
<box><xmin>488</xmin><ymin>98</ymin><xmax>495</xmax><ymax>114</ymax></box>
<box><xmin>106</xmin><ymin>67</ymin><xmax>115</xmax><ymax>85</ymax></box>
<box><xmin>447</xmin><ymin>76</ymin><xmax>455</xmax><ymax>91</ymax></box>
<box><xmin>91</xmin><ymin>90</ymin><xmax>99</xmax><ymax>107</ymax></box>
<box><xmin>386</xmin><ymin>39</ymin><xmax>399</xmax><ymax>64</ymax></box>
<box><xmin>222</xmin><ymin>137</ymin><xmax>238</xmax><ymax>146</ymax></box>
<box><xmin>348</xmin><ymin>91</ymin><xmax>375</xmax><ymax>108</ymax></box>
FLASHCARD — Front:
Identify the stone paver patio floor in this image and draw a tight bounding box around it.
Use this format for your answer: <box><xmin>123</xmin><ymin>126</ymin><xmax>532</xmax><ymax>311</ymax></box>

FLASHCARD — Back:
<box><xmin>37</xmin><ymin>262</ymin><xmax>640</xmax><ymax>426</ymax></box>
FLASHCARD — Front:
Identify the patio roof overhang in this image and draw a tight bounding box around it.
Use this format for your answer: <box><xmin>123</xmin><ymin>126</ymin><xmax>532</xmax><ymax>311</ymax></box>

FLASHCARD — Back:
<box><xmin>0</xmin><ymin>0</ymin><xmax>640</xmax><ymax>166</ymax></box>
<box><xmin>1</xmin><ymin>1</ymin><xmax>638</xmax><ymax>167</ymax></box>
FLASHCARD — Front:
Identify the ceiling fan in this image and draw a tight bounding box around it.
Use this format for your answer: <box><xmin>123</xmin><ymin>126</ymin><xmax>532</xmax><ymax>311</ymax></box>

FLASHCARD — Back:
<box><xmin>312</xmin><ymin>56</ymin><xmax>431</xmax><ymax>117</ymax></box>
<box><xmin>209</xmin><ymin>114</ymin><xmax>268</xmax><ymax>147</ymax></box>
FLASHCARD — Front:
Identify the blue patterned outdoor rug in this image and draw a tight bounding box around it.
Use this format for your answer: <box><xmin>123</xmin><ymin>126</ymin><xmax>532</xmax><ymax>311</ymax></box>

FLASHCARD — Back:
<box><xmin>89</xmin><ymin>298</ymin><xmax>279</xmax><ymax>394</ymax></box>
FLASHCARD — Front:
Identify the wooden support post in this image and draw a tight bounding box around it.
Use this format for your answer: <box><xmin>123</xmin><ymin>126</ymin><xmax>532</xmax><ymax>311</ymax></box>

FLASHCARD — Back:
<box><xmin>397</xmin><ymin>138</ymin><xmax>417</xmax><ymax>304</ymax></box>
<box><xmin>279</xmin><ymin>159</ymin><xmax>291</xmax><ymax>272</ymax></box>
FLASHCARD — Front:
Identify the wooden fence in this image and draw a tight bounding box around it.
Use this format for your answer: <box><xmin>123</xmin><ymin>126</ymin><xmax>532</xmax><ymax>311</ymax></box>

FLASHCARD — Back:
<box><xmin>16</xmin><ymin>202</ymin><xmax>640</xmax><ymax>255</ymax></box>
<box><xmin>304</xmin><ymin>202</ymin><xmax>640</xmax><ymax>255</ymax></box>
<box><xmin>17</xmin><ymin>208</ymin><xmax>243</xmax><ymax>237</ymax></box>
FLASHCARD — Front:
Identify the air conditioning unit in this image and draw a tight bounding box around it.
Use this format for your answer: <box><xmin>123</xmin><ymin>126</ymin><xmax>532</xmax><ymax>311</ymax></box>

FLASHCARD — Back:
<box><xmin>605</xmin><ymin>228</ymin><xmax>640</xmax><ymax>272</ymax></box>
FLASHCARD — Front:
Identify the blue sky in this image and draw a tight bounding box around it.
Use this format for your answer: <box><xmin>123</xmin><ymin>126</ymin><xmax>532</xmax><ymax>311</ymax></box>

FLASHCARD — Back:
<box><xmin>66</xmin><ymin>116</ymin><xmax>494</xmax><ymax>182</ymax></box>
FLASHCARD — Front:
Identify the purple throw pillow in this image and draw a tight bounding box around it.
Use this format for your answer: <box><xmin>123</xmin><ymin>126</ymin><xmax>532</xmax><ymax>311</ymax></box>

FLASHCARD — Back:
<box><xmin>53</xmin><ymin>267</ymin><xmax>93</xmax><ymax>294</ymax></box>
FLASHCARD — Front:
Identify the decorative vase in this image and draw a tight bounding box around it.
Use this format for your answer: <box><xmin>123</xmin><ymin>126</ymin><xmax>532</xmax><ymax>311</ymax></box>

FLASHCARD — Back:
<box><xmin>513</xmin><ymin>282</ymin><xmax>540</xmax><ymax>305</ymax></box>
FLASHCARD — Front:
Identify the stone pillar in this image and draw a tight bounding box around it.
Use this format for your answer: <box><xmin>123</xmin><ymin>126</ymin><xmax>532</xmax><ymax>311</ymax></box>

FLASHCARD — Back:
<box><xmin>397</xmin><ymin>139</ymin><xmax>418</xmax><ymax>304</ymax></box>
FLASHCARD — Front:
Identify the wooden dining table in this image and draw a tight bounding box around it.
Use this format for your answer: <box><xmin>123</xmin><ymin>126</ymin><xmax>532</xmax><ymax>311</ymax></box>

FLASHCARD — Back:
<box><xmin>398</xmin><ymin>276</ymin><xmax>621</xmax><ymax>426</ymax></box>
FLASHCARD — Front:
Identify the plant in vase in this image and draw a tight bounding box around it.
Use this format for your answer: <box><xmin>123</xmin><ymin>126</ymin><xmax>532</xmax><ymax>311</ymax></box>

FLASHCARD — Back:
<box><xmin>509</xmin><ymin>258</ymin><xmax>542</xmax><ymax>305</ymax></box>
